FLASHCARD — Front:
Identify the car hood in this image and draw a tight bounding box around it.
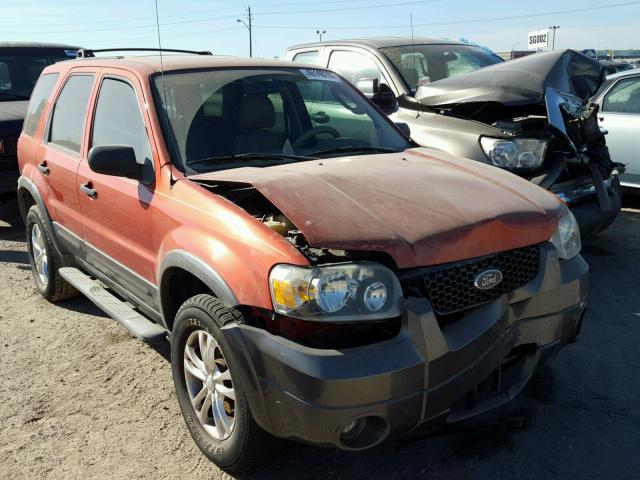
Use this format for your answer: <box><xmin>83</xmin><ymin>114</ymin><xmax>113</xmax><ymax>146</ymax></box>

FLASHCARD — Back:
<box><xmin>191</xmin><ymin>148</ymin><xmax>564</xmax><ymax>268</ymax></box>
<box><xmin>415</xmin><ymin>50</ymin><xmax>605</xmax><ymax>108</ymax></box>
<box><xmin>0</xmin><ymin>100</ymin><xmax>28</xmax><ymax>136</ymax></box>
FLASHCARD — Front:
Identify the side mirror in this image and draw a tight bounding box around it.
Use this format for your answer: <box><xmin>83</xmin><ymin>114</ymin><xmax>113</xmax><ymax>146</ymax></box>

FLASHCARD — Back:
<box><xmin>355</xmin><ymin>78</ymin><xmax>378</xmax><ymax>99</ymax></box>
<box><xmin>394</xmin><ymin>122</ymin><xmax>411</xmax><ymax>138</ymax></box>
<box><xmin>88</xmin><ymin>145</ymin><xmax>141</xmax><ymax>179</ymax></box>
<box><xmin>372</xmin><ymin>83</ymin><xmax>398</xmax><ymax>114</ymax></box>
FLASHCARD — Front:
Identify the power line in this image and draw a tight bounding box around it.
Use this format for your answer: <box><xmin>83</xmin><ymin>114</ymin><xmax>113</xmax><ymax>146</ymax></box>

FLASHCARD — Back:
<box><xmin>2</xmin><ymin>0</ymin><xmax>444</xmax><ymax>35</ymax></box>
<box><xmin>253</xmin><ymin>1</ymin><xmax>640</xmax><ymax>31</ymax></box>
<box><xmin>6</xmin><ymin>0</ymin><xmax>393</xmax><ymax>29</ymax></box>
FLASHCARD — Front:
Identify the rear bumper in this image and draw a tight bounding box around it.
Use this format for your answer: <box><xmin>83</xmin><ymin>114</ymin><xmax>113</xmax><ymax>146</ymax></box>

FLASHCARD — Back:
<box><xmin>222</xmin><ymin>244</ymin><xmax>588</xmax><ymax>450</ymax></box>
<box><xmin>552</xmin><ymin>174</ymin><xmax>621</xmax><ymax>237</ymax></box>
<box><xmin>0</xmin><ymin>157</ymin><xmax>19</xmax><ymax>197</ymax></box>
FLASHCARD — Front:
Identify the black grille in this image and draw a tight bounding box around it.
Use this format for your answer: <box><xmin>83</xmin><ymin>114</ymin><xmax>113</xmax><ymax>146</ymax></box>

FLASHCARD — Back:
<box><xmin>402</xmin><ymin>245</ymin><xmax>540</xmax><ymax>315</ymax></box>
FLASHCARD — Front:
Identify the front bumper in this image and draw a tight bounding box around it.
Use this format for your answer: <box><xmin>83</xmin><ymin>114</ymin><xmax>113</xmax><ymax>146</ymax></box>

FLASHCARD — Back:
<box><xmin>222</xmin><ymin>244</ymin><xmax>588</xmax><ymax>450</ymax></box>
<box><xmin>552</xmin><ymin>173</ymin><xmax>621</xmax><ymax>237</ymax></box>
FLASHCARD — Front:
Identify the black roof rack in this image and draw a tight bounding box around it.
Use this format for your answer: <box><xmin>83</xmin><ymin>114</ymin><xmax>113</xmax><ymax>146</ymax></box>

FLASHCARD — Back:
<box><xmin>76</xmin><ymin>48</ymin><xmax>212</xmax><ymax>58</ymax></box>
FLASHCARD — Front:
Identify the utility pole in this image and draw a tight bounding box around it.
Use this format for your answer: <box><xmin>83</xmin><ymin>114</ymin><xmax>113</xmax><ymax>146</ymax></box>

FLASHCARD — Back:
<box><xmin>316</xmin><ymin>30</ymin><xmax>326</xmax><ymax>41</ymax></box>
<box><xmin>237</xmin><ymin>5</ymin><xmax>253</xmax><ymax>57</ymax></box>
<box><xmin>548</xmin><ymin>25</ymin><xmax>560</xmax><ymax>50</ymax></box>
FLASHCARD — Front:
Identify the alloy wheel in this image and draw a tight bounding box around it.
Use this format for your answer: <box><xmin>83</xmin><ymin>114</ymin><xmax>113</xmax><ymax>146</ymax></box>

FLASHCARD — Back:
<box><xmin>183</xmin><ymin>329</ymin><xmax>236</xmax><ymax>440</ymax></box>
<box><xmin>31</xmin><ymin>223</ymin><xmax>49</xmax><ymax>287</ymax></box>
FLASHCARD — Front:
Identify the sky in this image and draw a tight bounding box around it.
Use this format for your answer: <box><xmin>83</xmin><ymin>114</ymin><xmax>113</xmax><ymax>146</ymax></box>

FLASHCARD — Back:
<box><xmin>3</xmin><ymin>0</ymin><xmax>640</xmax><ymax>58</ymax></box>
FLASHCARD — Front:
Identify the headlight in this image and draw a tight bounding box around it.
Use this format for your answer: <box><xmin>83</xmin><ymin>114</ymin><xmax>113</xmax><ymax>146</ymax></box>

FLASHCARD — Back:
<box><xmin>480</xmin><ymin>137</ymin><xmax>547</xmax><ymax>169</ymax></box>
<box><xmin>549</xmin><ymin>209</ymin><xmax>581</xmax><ymax>260</ymax></box>
<box><xmin>269</xmin><ymin>262</ymin><xmax>402</xmax><ymax>321</ymax></box>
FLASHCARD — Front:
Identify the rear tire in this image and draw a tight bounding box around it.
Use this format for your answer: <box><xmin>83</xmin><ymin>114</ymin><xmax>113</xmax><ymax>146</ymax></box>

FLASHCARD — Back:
<box><xmin>171</xmin><ymin>294</ymin><xmax>275</xmax><ymax>473</ymax></box>
<box><xmin>25</xmin><ymin>205</ymin><xmax>77</xmax><ymax>302</ymax></box>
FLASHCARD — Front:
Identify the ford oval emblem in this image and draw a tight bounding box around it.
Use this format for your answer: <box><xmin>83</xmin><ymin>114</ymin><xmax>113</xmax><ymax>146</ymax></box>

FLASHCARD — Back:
<box><xmin>474</xmin><ymin>269</ymin><xmax>503</xmax><ymax>290</ymax></box>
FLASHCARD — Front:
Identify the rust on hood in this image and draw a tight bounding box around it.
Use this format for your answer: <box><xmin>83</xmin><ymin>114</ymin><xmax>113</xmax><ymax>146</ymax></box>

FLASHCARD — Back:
<box><xmin>190</xmin><ymin>148</ymin><xmax>564</xmax><ymax>269</ymax></box>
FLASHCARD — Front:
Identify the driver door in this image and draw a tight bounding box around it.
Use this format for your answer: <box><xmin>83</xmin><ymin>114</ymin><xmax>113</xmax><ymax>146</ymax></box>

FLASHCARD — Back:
<box><xmin>77</xmin><ymin>71</ymin><xmax>159</xmax><ymax>308</ymax></box>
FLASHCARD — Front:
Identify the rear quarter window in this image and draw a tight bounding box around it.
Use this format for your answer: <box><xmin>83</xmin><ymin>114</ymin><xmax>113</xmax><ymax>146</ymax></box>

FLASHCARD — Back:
<box><xmin>23</xmin><ymin>73</ymin><xmax>59</xmax><ymax>137</ymax></box>
<box><xmin>293</xmin><ymin>51</ymin><xmax>322</xmax><ymax>66</ymax></box>
<box><xmin>48</xmin><ymin>74</ymin><xmax>94</xmax><ymax>153</ymax></box>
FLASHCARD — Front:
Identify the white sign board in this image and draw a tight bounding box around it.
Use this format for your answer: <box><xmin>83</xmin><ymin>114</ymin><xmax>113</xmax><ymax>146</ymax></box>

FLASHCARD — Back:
<box><xmin>528</xmin><ymin>29</ymin><xmax>549</xmax><ymax>50</ymax></box>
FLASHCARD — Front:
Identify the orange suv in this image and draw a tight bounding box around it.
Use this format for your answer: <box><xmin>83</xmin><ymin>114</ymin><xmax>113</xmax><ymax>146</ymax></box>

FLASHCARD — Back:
<box><xmin>17</xmin><ymin>49</ymin><xmax>588</xmax><ymax>473</ymax></box>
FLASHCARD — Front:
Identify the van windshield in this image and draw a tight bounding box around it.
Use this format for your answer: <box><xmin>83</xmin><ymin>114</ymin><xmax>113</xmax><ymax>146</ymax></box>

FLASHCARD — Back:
<box><xmin>0</xmin><ymin>47</ymin><xmax>76</xmax><ymax>101</ymax></box>
<box><xmin>380</xmin><ymin>44</ymin><xmax>503</xmax><ymax>94</ymax></box>
<box><xmin>152</xmin><ymin>67</ymin><xmax>411</xmax><ymax>173</ymax></box>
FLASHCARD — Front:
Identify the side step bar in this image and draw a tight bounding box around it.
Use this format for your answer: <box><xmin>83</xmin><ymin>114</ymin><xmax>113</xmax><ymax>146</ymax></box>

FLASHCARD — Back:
<box><xmin>59</xmin><ymin>267</ymin><xmax>167</xmax><ymax>343</ymax></box>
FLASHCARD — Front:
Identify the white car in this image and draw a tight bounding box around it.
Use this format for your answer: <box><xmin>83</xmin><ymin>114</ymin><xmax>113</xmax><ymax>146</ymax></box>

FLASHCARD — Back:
<box><xmin>594</xmin><ymin>70</ymin><xmax>640</xmax><ymax>189</ymax></box>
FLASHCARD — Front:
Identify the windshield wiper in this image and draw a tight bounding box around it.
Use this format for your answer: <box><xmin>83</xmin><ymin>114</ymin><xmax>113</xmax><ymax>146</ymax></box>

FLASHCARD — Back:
<box><xmin>309</xmin><ymin>145</ymin><xmax>403</xmax><ymax>157</ymax></box>
<box><xmin>186</xmin><ymin>152</ymin><xmax>315</xmax><ymax>166</ymax></box>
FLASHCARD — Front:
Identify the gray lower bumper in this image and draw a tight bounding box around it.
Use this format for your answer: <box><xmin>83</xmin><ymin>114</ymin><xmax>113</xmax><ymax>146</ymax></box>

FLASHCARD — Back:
<box><xmin>222</xmin><ymin>244</ymin><xmax>588</xmax><ymax>450</ymax></box>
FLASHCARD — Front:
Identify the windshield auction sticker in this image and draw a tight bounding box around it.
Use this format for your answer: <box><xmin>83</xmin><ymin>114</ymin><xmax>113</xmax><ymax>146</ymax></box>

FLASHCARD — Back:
<box><xmin>300</xmin><ymin>69</ymin><xmax>341</xmax><ymax>82</ymax></box>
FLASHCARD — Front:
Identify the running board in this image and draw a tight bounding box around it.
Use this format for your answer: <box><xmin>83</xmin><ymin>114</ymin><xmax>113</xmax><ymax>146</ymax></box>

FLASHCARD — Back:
<box><xmin>59</xmin><ymin>267</ymin><xmax>167</xmax><ymax>343</ymax></box>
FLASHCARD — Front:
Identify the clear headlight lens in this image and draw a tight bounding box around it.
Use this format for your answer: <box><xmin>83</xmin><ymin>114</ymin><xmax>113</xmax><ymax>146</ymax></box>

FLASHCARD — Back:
<box><xmin>269</xmin><ymin>262</ymin><xmax>402</xmax><ymax>321</ymax></box>
<box><xmin>480</xmin><ymin>137</ymin><xmax>547</xmax><ymax>169</ymax></box>
<box><xmin>549</xmin><ymin>209</ymin><xmax>581</xmax><ymax>260</ymax></box>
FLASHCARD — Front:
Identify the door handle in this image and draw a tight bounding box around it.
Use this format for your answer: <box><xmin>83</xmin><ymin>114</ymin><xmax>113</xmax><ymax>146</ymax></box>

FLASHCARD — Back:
<box><xmin>37</xmin><ymin>161</ymin><xmax>50</xmax><ymax>175</ymax></box>
<box><xmin>80</xmin><ymin>182</ymin><xmax>97</xmax><ymax>198</ymax></box>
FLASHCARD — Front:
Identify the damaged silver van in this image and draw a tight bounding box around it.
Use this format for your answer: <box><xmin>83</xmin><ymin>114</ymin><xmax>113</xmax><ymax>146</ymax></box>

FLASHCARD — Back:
<box><xmin>283</xmin><ymin>40</ymin><xmax>623</xmax><ymax>236</ymax></box>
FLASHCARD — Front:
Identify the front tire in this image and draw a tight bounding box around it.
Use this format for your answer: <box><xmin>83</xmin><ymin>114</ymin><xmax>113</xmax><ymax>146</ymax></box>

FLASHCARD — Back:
<box><xmin>25</xmin><ymin>205</ymin><xmax>77</xmax><ymax>302</ymax></box>
<box><xmin>171</xmin><ymin>294</ymin><xmax>274</xmax><ymax>473</ymax></box>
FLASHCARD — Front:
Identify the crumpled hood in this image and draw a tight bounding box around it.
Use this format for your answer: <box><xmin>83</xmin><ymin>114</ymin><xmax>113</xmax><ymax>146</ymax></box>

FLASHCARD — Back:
<box><xmin>191</xmin><ymin>148</ymin><xmax>564</xmax><ymax>268</ymax></box>
<box><xmin>0</xmin><ymin>100</ymin><xmax>28</xmax><ymax>136</ymax></box>
<box><xmin>415</xmin><ymin>50</ymin><xmax>605</xmax><ymax>108</ymax></box>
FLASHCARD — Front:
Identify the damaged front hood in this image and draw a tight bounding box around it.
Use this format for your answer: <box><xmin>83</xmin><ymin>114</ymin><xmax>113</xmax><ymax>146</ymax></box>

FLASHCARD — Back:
<box><xmin>191</xmin><ymin>149</ymin><xmax>563</xmax><ymax>268</ymax></box>
<box><xmin>415</xmin><ymin>50</ymin><xmax>605</xmax><ymax>109</ymax></box>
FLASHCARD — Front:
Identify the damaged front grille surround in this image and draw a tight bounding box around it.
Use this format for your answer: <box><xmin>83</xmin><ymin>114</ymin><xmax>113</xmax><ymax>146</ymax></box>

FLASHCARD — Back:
<box><xmin>401</xmin><ymin>245</ymin><xmax>541</xmax><ymax>316</ymax></box>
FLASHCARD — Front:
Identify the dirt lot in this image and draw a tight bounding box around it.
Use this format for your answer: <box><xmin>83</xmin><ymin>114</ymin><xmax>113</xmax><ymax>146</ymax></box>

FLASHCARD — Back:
<box><xmin>1</xmin><ymin>199</ymin><xmax>639</xmax><ymax>480</ymax></box>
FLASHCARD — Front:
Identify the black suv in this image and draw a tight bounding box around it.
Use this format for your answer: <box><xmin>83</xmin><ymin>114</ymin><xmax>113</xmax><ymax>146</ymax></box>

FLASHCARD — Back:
<box><xmin>0</xmin><ymin>42</ymin><xmax>78</xmax><ymax>200</ymax></box>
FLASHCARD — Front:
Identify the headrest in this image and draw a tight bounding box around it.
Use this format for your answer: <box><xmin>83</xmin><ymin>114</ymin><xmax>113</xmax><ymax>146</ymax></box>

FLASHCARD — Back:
<box><xmin>237</xmin><ymin>94</ymin><xmax>276</xmax><ymax>130</ymax></box>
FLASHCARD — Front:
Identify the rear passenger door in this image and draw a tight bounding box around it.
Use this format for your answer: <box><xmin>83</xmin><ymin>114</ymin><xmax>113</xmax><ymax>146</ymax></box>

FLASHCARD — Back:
<box><xmin>76</xmin><ymin>72</ymin><xmax>158</xmax><ymax>308</ymax></box>
<box><xmin>41</xmin><ymin>71</ymin><xmax>97</xmax><ymax>240</ymax></box>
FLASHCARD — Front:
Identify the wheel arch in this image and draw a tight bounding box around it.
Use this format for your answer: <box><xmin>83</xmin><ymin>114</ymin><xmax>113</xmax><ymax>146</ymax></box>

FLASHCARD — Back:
<box><xmin>17</xmin><ymin>176</ymin><xmax>64</xmax><ymax>254</ymax></box>
<box><xmin>158</xmin><ymin>250</ymin><xmax>239</xmax><ymax>331</ymax></box>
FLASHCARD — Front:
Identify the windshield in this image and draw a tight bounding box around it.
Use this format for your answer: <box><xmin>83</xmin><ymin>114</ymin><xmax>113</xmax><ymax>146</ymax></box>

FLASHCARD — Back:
<box><xmin>380</xmin><ymin>44</ymin><xmax>503</xmax><ymax>94</ymax></box>
<box><xmin>152</xmin><ymin>67</ymin><xmax>411</xmax><ymax>173</ymax></box>
<box><xmin>0</xmin><ymin>47</ymin><xmax>76</xmax><ymax>101</ymax></box>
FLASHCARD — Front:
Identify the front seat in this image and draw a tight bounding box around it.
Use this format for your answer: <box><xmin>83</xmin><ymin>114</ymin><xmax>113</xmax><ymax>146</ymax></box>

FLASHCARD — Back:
<box><xmin>234</xmin><ymin>94</ymin><xmax>286</xmax><ymax>154</ymax></box>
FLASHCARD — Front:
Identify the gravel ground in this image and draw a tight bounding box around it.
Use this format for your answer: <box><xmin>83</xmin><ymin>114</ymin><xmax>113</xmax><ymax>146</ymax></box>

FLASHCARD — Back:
<box><xmin>1</xmin><ymin>198</ymin><xmax>639</xmax><ymax>480</ymax></box>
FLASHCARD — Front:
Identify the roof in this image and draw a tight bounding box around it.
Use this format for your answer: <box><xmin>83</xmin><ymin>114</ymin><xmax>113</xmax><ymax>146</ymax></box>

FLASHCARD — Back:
<box><xmin>285</xmin><ymin>37</ymin><xmax>465</xmax><ymax>51</ymax></box>
<box><xmin>605</xmin><ymin>68</ymin><xmax>640</xmax><ymax>81</ymax></box>
<box><xmin>0</xmin><ymin>42</ymin><xmax>80</xmax><ymax>49</ymax></box>
<box><xmin>44</xmin><ymin>54</ymin><xmax>316</xmax><ymax>76</ymax></box>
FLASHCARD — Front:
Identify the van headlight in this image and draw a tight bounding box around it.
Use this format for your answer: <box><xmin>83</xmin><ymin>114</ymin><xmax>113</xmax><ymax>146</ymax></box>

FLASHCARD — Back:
<box><xmin>480</xmin><ymin>137</ymin><xmax>547</xmax><ymax>169</ymax></box>
<box><xmin>269</xmin><ymin>263</ymin><xmax>402</xmax><ymax>321</ymax></box>
<box><xmin>549</xmin><ymin>210</ymin><xmax>581</xmax><ymax>260</ymax></box>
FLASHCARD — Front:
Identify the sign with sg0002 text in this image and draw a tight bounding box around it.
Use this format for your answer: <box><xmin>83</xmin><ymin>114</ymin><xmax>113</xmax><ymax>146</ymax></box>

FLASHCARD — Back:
<box><xmin>528</xmin><ymin>30</ymin><xmax>548</xmax><ymax>49</ymax></box>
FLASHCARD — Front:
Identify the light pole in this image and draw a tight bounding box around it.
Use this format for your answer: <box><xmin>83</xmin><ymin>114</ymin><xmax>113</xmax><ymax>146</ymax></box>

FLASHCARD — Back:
<box><xmin>316</xmin><ymin>30</ymin><xmax>326</xmax><ymax>41</ymax></box>
<box><xmin>548</xmin><ymin>25</ymin><xmax>560</xmax><ymax>50</ymax></box>
<box><xmin>237</xmin><ymin>5</ymin><xmax>253</xmax><ymax>57</ymax></box>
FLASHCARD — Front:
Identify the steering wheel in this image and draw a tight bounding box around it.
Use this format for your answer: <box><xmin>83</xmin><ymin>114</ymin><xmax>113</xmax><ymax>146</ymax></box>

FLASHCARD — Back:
<box><xmin>293</xmin><ymin>126</ymin><xmax>340</xmax><ymax>148</ymax></box>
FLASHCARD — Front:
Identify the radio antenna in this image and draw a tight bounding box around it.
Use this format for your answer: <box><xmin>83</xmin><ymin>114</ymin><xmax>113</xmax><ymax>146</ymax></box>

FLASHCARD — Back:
<box><xmin>154</xmin><ymin>0</ymin><xmax>177</xmax><ymax>186</ymax></box>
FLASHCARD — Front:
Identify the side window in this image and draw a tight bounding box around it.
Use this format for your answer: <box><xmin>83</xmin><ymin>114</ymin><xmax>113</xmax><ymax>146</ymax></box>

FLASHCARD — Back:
<box><xmin>23</xmin><ymin>73</ymin><xmax>59</xmax><ymax>136</ymax></box>
<box><xmin>92</xmin><ymin>78</ymin><xmax>152</xmax><ymax>165</ymax></box>
<box><xmin>328</xmin><ymin>50</ymin><xmax>387</xmax><ymax>86</ymax></box>
<box><xmin>602</xmin><ymin>77</ymin><xmax>640</xmax><ymax>114</ymax></box>
<box><xmin>48</xmin><ymin>75</ymin><xmax>94</xmax><ymax>153</ymax></box>
<box><xmin>293</xmin><ymin>51</ymin><xmax>321</xmax><ymax>66</ymax></box>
